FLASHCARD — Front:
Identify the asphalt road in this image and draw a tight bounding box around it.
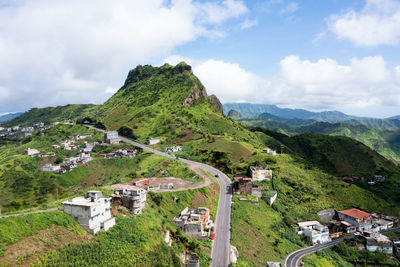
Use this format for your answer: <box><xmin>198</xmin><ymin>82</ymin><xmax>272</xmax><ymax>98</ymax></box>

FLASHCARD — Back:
<box><xmin>285</xmin><ymin>238</ymin><xmax>344</xmax><ymax>267</ymax></box>
<box><xmin>87</xmin><ymin>126</ymin><xmax>232</xmax><ymax>267</ymax></box>
<box><xmin>285</xmin><ymin>225</ymin><xmax>400</xmax><ymax>267</ymax></box>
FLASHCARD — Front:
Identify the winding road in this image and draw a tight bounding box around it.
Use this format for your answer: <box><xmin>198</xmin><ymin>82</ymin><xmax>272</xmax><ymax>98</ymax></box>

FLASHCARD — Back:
<box><xmin>285</xmin><ymin>226</ymin><xmax>400</xmax><ymax>266</ymax></box>
<box><xmin>88</xmin><ymin>126</ymin><xmax>232</xmax><ymax>267</ymax></box>
<box><xmin>285</xmin><ymin>238</ymin><xmax>344</xmax><ymax>267</ymax></box>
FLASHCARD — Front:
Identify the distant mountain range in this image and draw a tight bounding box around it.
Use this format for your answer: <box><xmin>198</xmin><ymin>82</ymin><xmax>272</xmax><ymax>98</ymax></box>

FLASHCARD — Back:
<box><xmin>0</xmin><ymin>112</ymin><xmax>23</xmax><ymax>124</ymax></box>
<box><xmin>222</xmin><ymin>103</ymin><xmax>397</xmax><ymax>122</ymax></box>
<box><xmin>226</xmin><ymin>105</ymin><xmax>400</xmax><ymax>163</ymax></box>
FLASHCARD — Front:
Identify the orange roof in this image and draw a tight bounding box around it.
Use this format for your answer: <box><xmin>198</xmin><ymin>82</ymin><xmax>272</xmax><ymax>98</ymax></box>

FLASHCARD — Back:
<box><xmin>339</xmin><ymin>208</ymin><xmax>371</xmax><ymax>219</ymax></box>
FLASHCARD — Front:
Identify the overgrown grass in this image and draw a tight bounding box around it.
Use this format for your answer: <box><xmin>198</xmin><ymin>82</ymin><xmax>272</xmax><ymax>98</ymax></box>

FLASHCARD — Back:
<box><xmin>0</xmin><ymin>210</ymin><xmax>83</xmax><ymax>257</ymax></box>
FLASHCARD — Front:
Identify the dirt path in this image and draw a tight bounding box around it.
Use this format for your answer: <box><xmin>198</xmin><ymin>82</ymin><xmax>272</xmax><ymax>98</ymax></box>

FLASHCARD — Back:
<box><xmin>156</xmin><ymin>164</ymin><xmax>213</xmax><ymax>192</ymax></box>
<box><xmin>105</xmin><ymin>165</ymin><xmax>213</xmax><ymax>193</ymax></box>
<box><xmin>0</xmin><ymin>207</ymin><xmax>59</xmax><ymax>219</ymax></box>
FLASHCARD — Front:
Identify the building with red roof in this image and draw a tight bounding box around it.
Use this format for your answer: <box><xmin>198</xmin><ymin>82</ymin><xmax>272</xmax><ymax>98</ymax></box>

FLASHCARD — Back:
<box><xmin>338</xmin><ymin>208</ymin><xmax>373</xmax><ymax>231</ymax></box>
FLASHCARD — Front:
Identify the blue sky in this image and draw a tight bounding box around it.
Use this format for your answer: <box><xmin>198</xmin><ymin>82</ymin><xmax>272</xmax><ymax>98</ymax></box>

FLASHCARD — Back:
<box><xmin>0</xmin><ymin>0</ymin><xmax>400</xmax><ymax>118</ymax></box>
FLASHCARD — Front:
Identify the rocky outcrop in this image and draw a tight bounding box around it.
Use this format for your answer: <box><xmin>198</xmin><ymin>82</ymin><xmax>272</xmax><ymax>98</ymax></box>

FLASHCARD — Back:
<box><xmin>230</xmin><ymin>245</ymin><xmax>239</xmax><ymax>265</ymax></box>
<box><xmin>227</xmin><ymin>109</ymin><xmax>243</xmax><ymax>118</ymax></box>
<box><xmin>183</xmin><ymin>84</ymin><xmax>208</xmax><ymax>107</ymax></box>
<box><xmin>208</xmin><ymin>95</ymin><xmax>223</xmax><ymax>113</ymax></box>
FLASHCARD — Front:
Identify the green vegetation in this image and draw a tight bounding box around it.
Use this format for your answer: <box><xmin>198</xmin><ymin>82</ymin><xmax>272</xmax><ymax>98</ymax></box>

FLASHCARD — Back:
<box><xmin>0</xmin><ymin>123</ymin><xmax>200</xmax><ymax>214</ymax></box>
<box><xmin>240</xmin><ymin>118</ymin><xmax>400</xmax><ymax>163</ymax></box>
<box><xmin>0</xmin><ymin>210</ymin><xmax>83</xmax><ymax>258</ymax></box>
<box><xmin>304</xmin><ymin>242</ymin><xmax>399</xmax><ymax>267</ymax></box>
<box><xmin>31</xmin><ymin>184</ymin><xmax>219</xmax><ymax>266</ymax></box>
<box><xmin>2</xmin><ymin>63</ymin><xmax>400</xmax><ymax>265</ymax></box>
<box><xmin>5</xmin><ymin>104</ymin><xmax>98</xmax><ymax>127</ymax></box>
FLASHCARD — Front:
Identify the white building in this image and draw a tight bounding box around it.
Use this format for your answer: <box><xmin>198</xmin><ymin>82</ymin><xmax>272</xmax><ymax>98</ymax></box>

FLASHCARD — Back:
<box><xmin>104</xmin><ymin>131</ymin><xmax>121</xmax><ymax>145</ymax></box>
<box><xmin>165</xmin><ymin>145</ymin><xmax>182</xmax><ymax>153</ymax></box>
<box><xmin>62</xmin><ymin>191</ymin><xmax>115</xmax><ymax>234</ymax></box>
<box><xmin>250</xmin><ymin>166</ymin><xmax>273</xmax><ymax>181</ymax></box>
<box><xmin>263</xmin><ymin>147</ymin><xmax>277</xmax><ymax>155</ymax></box>
<box><xmin>297</xmin><ymin>221</ymin><xmax>331</xmax><ymax>244</ymax></box>
<box><xmin>146</xmin><ymin>138</ymin><xmax>160</xmax><ymax>145</ymax></box>
<box><xmin>366</xmin><ymin>233</ymin><xmax>393</xmax><ymax>254</ymax></box>
<box><xmin>24</xmin><ymin>148</ymin><xmax>40</xmax><ymax>156</ymax></box>
<box><xmin>41</xmin><ymin>164</ymin><xmax>61</xmax><ymax>172</ymax></box>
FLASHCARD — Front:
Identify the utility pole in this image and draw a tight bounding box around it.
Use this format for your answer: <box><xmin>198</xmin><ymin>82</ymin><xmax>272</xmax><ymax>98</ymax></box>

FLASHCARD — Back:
<box><xmin>281</xmin><ymin>144</ymin><xmax>284</xmax><ymax>154</ymax></box>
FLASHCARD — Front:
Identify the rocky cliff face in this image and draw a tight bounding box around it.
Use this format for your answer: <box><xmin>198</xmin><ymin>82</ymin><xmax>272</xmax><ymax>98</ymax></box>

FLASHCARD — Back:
<box><xmin>227</xmin><ymin>109</ymin><xmax>243</xmax><ymax>118</ymax></box>
<box><xmin>183</xmin><ymin>84</ymin><xmax>208</xmax><ymax>107</ymax></box>
<box><xmin>208</xmin><ymin>95</ymin><xmax>223</xmax><ymax>113</ymax></box>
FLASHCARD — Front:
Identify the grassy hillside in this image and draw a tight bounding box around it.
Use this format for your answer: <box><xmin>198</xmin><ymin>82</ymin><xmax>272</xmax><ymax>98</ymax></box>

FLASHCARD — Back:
<box><xmin>0</xmin><ymin>180</ymin><xmax>219</xmax><ymax>267</ymax></box>
<box><xmin>5</xmin><ymin>104</ymin><xmax>98</xmax><ymax>126</ymax></box>
<box><xmin>241</xmin><ymin>118</ymin><xmax>400</xmax><ymax>163</ymax></box>
<box><xmin>0</xmin><ymin>124</ymin><xmax>200</xmax><ymax>214</ymax></box>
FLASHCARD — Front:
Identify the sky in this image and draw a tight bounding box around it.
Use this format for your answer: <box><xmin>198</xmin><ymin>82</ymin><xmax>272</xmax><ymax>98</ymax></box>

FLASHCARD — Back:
<box><xmin>0</xmin><ymin>0</ymin><xmax>400</xmax><ymax>118</ymax></box>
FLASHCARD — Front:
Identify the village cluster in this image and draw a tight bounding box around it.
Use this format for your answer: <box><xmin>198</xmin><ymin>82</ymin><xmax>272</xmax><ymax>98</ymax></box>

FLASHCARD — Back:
<box><xmin>297</xmin><ymin>208</ymin><xmax>399</xmax><ymax>254</ymax></box>
<box><xmin>23</xmin><ymin>130</ymin><xmax>140</xmax><ymax>174</ymax></box>
<box><xmin>61</xmin><ymin>179</ymin><xmax>214</xmax><ymax>241</ymax></box>
<box><xmin>341</xmin><ymin>174</ymin><xmax>386</xmax><ymax>186</ymax></box>
<box><xmin>0</xmin><ymin>121</ymin><xmax>69</xmax><ymax>139</ymax></box>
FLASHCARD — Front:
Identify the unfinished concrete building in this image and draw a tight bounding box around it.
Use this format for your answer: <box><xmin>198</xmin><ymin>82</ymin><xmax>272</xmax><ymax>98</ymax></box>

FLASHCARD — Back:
<box><xmin>62</xmin><ymin>191</ymin><xmax>115</xmax><ymax>234</ymax></box>
<box><xmin>111</xmin><ymin>188</ymin><xmax>146</xmax><ymax>215</ymax></box>
<box><xmin>173</xmin><ymin>207</ymin><xmax>213</xmax><ymax>239</ymax></box>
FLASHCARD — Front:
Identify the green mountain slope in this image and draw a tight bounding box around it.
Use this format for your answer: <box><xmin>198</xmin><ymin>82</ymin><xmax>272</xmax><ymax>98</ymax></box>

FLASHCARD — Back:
<box><xmin>95</xmin><ymin>63</ymin><xmax>255</xmax><ymax>145</ymax></box>
<box><xmin>0</xmin><ymin>112</ymin><xmax>23</xmax><ymax>124</ymax></box>
<box><xmin>2</xmin><ymin>63</ymin><xmax>400</xmax><ymax>266</ymax></box>
<box><xmin>6</xmin><ymin>104</ymin><xmax>98</xmax><ymax>126</ymax></box>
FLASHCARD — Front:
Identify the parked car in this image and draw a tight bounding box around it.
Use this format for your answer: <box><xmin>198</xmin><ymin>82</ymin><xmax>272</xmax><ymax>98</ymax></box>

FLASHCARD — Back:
<box><xmin>210</xmin><ymin>233</ymin><xmax>216</xmax><ymax>240</ymax></box>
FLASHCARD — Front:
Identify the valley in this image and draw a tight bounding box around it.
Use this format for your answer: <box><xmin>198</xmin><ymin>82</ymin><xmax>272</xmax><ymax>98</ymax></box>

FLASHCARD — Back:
<box><xmin>1</xmin><ymin>63</ymin><xmax>400</xmax><ymax>267</ymax></box>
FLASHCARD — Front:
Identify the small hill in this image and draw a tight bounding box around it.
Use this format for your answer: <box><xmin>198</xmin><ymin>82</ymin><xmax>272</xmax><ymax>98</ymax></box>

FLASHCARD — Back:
<box><xmin>223</xmin><ymin>103</ymin><xmax>316</xmax><ymax>119</ymax></box>
<box><xmin>227</xmin><ymin>109</ymin><xmax>243</xmax><ymax>119</ymax></box>
<box><xmin>0</xmin><ymin>112</ymin><xmax>23</xmax><ymax>124</ymax></box>
<box><xmin>251</xmin><ymin>126</ymin><xmax>400</xmax><ymax>178</ymax></box>
<box><xmin>94</xmin><ymin>63</ymin><xmax>255</xmax><ymax>146</ymax></box>
<box><xmin>6</xmin><ymin>104</ymin><xmax>98</xmax><ymax>126</ymax></box>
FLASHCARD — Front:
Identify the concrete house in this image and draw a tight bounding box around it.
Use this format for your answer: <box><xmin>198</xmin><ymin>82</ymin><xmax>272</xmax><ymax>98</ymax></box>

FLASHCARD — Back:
<box><xmin>250</xmin><ymin>166</ymin><xmax>273</xmax><ymax>181</ymax></box>
<box><xmin>297</xmin><ymin>221</ymin><xmax>331</xmax><ymax>244</ymax></box>
<box><xmin>104</xmin><ymin>131</ymin><xmax>121</xmax><ymax>145</ymax></box>
<box><xmin>262</xmin><ymin>191</ymin><xmax>277</xmax><ymax>206</ymax></box>
<box><xmin>372</xmin><ymin>219</ymin><xmax>394</xmax><ymax>232</ymax></box>
<box><xmin>165</xmin><ymin>145</ymin><xmax>182</xmax><ymax>153</ymax></box>
<box><xmin>41</xmin><ymin>164</ymin><xmax>61</xmax><ymax>172</ymax></box>
<box><xmin>146</xmin><ymin>138</ymin><xmax>160</xmax><ymax>145</ymax></box>
<box><xmin>62</xmin><ymin>191</ymin><xmax>115</xmax><ymax>234</ymax></box>
<box><xmin>173</xmin><ymin>207</ymin><xmax>213</xmax><ymax>238</ymax></box>
<box><xmin>366</xmin><ymin>233</ymin><xmax>393</xmax><ymax>254</ymax></box>
<box><xmin>232</xmin><ymin>177</ymin><xmax>261</xmax><ymax>197</ymax></box>
<box><xmin>263</xmin><ymin>148</ymin><xmax>277</xmax><ymax>155</ymax></box>
<box><xmin>111</xmin><ymin>188</ymin><xmax>146</xmax><ymax>215</ymax></box>
<box><xmin>338</xmin><ymin>208</ymin><xmax>373</xmax><ymax>231</ymax></box>
<box><xmin>24</xmin><ymin>148</ymin><xmax>40</xmax><ymax>156</ymax></box>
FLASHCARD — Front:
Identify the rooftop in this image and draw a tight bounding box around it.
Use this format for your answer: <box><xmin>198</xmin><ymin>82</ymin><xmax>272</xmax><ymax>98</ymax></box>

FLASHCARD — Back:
<box><xmin>339</xmin><ymin>208</ymin><xmax>371</xmax><ymax>219</ymax></box>
<box><xmin>298</xmin><ymin>221</ymin><xmax>323</xmax><ymax>228</ymax></box>
<box><xmin>62</xmin><ymin>196</ymin><xmax>106</xmax><ymax>207</ymax></box>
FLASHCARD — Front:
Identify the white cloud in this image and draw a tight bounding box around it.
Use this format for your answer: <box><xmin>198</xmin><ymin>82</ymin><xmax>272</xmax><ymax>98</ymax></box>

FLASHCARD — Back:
<box><xmin>0</xmin><ymin>0</ymin><xmax>249</xmax><ymax>112</ymax></box>
<box><xmin>279</xmin><ymin>2</ymin><xmax>298</xmax><ymax>15</ymax></box>
<box><xmin>237</xmin><ymin>18</ymin><xmax>258</xmax><ymax>30</ymax></box>
<box><xmin>194</xmin><ymin>59</ymin><xmax>267</xmax><ymax>103</ymax></box>
<box><xmin>104</xmin><ymin>87</ymin><xmax>118</xmax><ymax>94</ymax></box>
<box><xmin>396</xmin><ymin>66</ymin><xmax>400</xmax><ymax>76</ymax></box>
<box><xmin>196</xmin><ymin>0</ymin><xmax>248</xmax><ymax>24</ymax></box>
<box><xmin>191</xmin><ymin>55</ymin><xmax>400</xmax><ymax>117</ymax></box>
<box><xmin>163</xmin><ymin>55</ymin><xmax>194</xmax><ymax>66</ymax></box>
<box><xmin>328</xmin><ymin>0</ymin><xmax>400</xmax><ymax>47</ymax></box>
